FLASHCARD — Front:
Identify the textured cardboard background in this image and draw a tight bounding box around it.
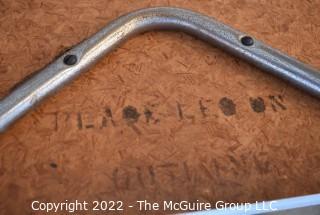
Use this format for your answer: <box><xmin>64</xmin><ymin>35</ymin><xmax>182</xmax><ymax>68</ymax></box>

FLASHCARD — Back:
<box><xmin>0</xmin><ymin>0</ymin><xmax>320</xmax><ymax>214</ymax></box>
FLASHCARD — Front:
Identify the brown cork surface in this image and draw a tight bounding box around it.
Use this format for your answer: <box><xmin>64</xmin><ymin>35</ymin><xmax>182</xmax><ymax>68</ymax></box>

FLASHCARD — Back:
<box><xmin>0</xmin><ymin>0</ymin><xmax>320</xmax><ymax>214</ymax></box>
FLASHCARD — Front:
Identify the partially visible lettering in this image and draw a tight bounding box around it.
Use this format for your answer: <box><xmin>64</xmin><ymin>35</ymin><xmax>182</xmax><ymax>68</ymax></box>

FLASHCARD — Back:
<box><xmin>36</xmin><ymin>95</ymin><xmax>286</xmax><ymax>131</ymax></box>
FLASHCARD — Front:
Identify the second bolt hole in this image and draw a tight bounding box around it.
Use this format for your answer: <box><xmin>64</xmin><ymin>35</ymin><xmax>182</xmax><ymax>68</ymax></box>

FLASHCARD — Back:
<box><xmin>240</xmin><ymin>36</ymin><xmax>254</xmax><ymax>46</ymax></box>
<box><xmin>63</xmin><ymin>54</ymin><xmax>78</xmax><ymax>65</ymax></box>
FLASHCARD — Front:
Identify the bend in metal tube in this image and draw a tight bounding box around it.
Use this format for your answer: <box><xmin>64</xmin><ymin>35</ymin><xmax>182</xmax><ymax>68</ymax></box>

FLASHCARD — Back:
<box><xmin>0</xmin><ymin>7</ymin><xmax>320</xmax><ymax>132</ymax></box>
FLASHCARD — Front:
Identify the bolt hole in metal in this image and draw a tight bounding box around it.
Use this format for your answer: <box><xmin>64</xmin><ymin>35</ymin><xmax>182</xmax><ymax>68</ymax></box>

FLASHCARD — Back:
<box><xmin>63</xmin><ymin>54</ymin><xmax>78</xmax><ymax>65</ymax></box>
<box><xmin>240</xmin><ymin>35</ymin><xmax>254</xmax><ymax>46</ymax></box>
<box><xmin>1</xmin><ymin>7</ymin><xmax>320</xmax><ymax>133</ymax></box>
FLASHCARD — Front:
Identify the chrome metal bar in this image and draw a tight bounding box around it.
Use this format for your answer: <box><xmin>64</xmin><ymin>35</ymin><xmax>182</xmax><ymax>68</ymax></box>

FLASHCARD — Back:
<box><xmin>182</xmin><ymin>193</ymin><xmax>320</xmax><ymax>215</ymax></box>
<box><xmin>0</xmin><ymin>7</ymin><xmax>320</xmax><ymax>132</ymax></box>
